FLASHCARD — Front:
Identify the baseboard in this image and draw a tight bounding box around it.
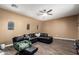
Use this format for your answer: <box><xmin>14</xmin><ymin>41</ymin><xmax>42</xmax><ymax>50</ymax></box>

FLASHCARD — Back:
<box><xmin>5</xmin><ymin>44</ymin><xmax>13</xmax><ymax>47</ymax></box>
<box><xmin>53</xmin><ymin>37</ymin><xmax>76</xmax><ymax>41</ymax></box>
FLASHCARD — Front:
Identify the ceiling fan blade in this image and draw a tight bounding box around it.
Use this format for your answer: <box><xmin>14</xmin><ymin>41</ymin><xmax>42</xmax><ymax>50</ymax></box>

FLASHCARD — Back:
<box><xmin>40</xmin><ymin>11</ymin><xmax>45</xmax><ymax>13</ymax></box>
<box><xmin>37</xmin><ymin>13</ymin><xmax>43</xmax><ymax>16</ymax></box>
<box><xmin>11</xmin><ymin>4</ymin><xmax>18</xmax><ymax>8</ymax></box>
<box><xmin>44</xmin><ymin>9</ymin><xmax>46</xmax><ymax>12</ymax></box>
<box><xmin>47</xmin><ymin>9</ymin><xmax>52</xmax><ymax>13</ymax></box>
<box><xmin>40</xmin><ymin>9</ymin><xmax>46</xmax><ymax>13</ymax></box>
<box><xmin>48</xmin><ymin>14</ymin><xmax>52</xmax><ymax>15</ymax></box>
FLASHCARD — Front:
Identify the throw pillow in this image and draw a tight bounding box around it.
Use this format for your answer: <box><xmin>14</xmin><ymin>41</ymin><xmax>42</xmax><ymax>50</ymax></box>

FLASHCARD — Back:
<box><xmin>35</xmin><ymin>33</ymin><xmax>40</xmax><ymax>37</ymax></box>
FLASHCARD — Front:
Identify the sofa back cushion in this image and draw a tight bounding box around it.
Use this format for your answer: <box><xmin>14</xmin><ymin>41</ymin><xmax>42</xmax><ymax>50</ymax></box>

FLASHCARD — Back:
<box><xmin>28</xmin><ymin>33</ymin><xmax>36</xmax><ymax>37</ymax></box>
<box><xmin>40</xmin><ymin>33</ymin><xmax>48</xmax><ymax>37</ymax></box>
<box><xmin>27</xmin><ymin>33</ymin><xmax>48</xmax><ymax>37</ymax></box>
<box><xmin>13</xmin><ymin>36</ymin><xmax>24</xmax><ymax>43</ymax></box>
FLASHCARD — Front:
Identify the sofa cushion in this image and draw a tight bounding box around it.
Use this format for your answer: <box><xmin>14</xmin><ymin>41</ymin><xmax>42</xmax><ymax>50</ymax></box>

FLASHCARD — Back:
<box><xmin>20</xmin><ymin>46</ymin><xmax>38</xmax><ymax>55</ymax></box>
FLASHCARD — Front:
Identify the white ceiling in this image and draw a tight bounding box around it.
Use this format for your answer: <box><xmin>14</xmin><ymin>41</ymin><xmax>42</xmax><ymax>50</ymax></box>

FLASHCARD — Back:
<box><xmin>0</xmin><ymin>4</ymin><xmax>79</xmax><ymax>21</ymax></box>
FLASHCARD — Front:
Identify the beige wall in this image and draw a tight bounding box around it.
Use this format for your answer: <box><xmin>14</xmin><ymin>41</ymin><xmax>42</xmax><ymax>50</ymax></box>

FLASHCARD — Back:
<box><xmin>0</xmin><ymin>8</ymin><xmax>78</xmax><ymax>44</ymax></box>
<box><xmin>77</xmin><ymin>15</ymin><xmax>79</xmax><ymax>39</ymax></box>
<box><xmin>0</xmin><ymin>9</ymin><xmax>42</xmax><ymax>44</ymax></box>
<box><xmin>42</xmin><ymin>15</ymin><xmax>78</xmax><ymax>40</ymax></box>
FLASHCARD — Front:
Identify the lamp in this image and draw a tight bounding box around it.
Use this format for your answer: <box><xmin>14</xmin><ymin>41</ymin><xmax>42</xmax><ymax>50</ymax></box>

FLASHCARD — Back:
<box><xmin>0</xmin><ymin>44</ymin><xmax>6</xmax><ymax>50</ymax></box>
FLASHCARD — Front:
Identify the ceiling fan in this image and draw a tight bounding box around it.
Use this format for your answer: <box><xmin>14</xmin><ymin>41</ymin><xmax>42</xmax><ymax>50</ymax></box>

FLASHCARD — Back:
<box><xmin>37</xmin><ymin>9</ymin><xmax>53</xmax><ymax>16</ymax></box>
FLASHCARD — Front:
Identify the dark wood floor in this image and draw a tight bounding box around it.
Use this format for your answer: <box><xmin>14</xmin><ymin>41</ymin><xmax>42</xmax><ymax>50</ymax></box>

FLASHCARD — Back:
<box><xmin>3</xmin><ymin>39</ymin><xmax>76</xmax><ymax>55</ymax></box>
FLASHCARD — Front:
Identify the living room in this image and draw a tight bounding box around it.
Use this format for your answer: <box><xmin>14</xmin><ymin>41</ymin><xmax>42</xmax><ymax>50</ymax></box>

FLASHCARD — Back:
<box><xmin>0</xmin><ymin>4</ymin><xmax>79</xmax><ymax>55</ymax></box>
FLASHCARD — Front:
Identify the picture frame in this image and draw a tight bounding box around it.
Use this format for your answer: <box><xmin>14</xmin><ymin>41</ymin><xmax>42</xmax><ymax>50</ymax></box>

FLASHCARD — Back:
<box><xmin>37</xmin><ymin>25</ymin><xmax>39</xmax><ymax>30</ymax></box>
<box><xmin>27</xmin><ymin>24</ymin><xmax>30</xmax><ymax>30</ymax></box>
<box><xmin>8</xmin><ymin>21</ymin><xmax>14</xmax><ymax>30</ymax></box>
